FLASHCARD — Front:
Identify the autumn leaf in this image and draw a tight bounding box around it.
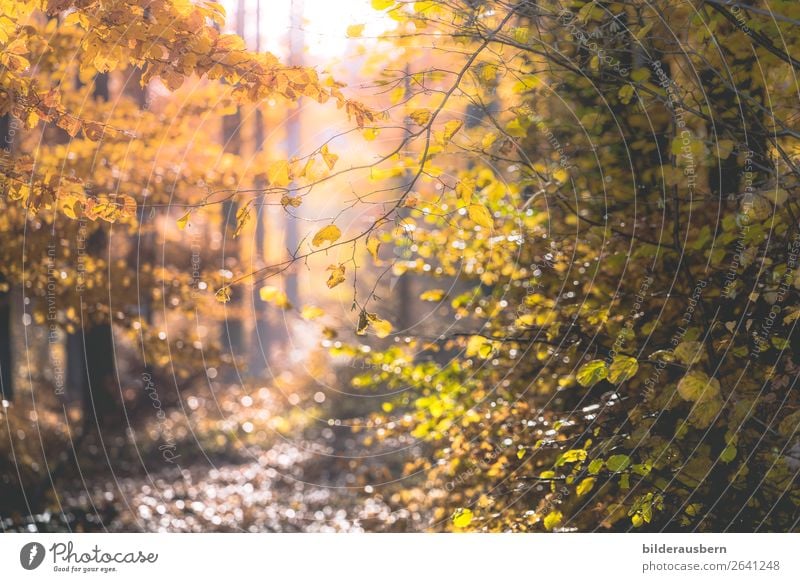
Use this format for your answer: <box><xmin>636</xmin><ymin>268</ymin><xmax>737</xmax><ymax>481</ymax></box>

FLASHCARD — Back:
<box><xmin>326</xmin><ymin>263</ymin><xmax>346</xmax><ymax>288</ymax></box>
<box><xmin>419</xmin><ymin>289</ymin><xmax>445</xmax><ymax>301</ymax></box>
<box><xmin>367</xmin><ymin>312</ymin><xmax>392</xmax><ymax>338</ymax></box>
<box><xmin>436</xmin><ymin>119</ymin><xmax>463</xmax><ymax>146</ymax></box>
<box><xmin>576</xmin><ymin>477</ymin><xmax>596</xmax><ymax>497</ymax></box>
<box><xmin>356</xmin><ymin>309</ymin><xmax>369</xmax><ymax>335</ymax></box>
<box><xmin>56</xmin><ymin>115</ymin><xmax>82</xmax><ymax>138</ymax></box>
<box><xmin>673</xmin><ymin>341</ymin><xmax>704</xmax><ymax>365</ymax></box>
<box><xmin>543</xmin><ymin>510</ymin><xmax>563</xmax><ymax>531</ymax></box>
<box><xmin>267</xmin><ymin>160</ymin><xmax>291</xmax><ymax>187</ymax></box>
<box><xmin>606</xmin><ymin>454</ymin><xmax>631</xmax><ymax>472</ymax></box>
<box><xmin>320</xmin><ymin>144</ymin><xmax>339</xmax><ymax>170</ymax></box>
<box><xmin>356</xmin><ymin>311</ymin><xmax>392</xmax><ymax>338</ymax></box>
<box><xmin>677</xmin><ymin>371</ymin><xmax>720</xmax><ymax>402</ymax></box>
<box><xmin>82</xmin><ymin>122</ymin><xmax>105</xmax><ymax>141</ymax></box>
<box><xmin>608</xmin><ymin>356</ymin><xmax>639</xmax><ymax>384</ymax></box>
<box><xmin>576</xmin><ymin>360</ymin><xmax>608</xmax><ymax>388</ymax></box>
<box><xmin>455</xmin><ymin>179</ymin><xmax>474</xmax><ymax>204</ymax></box>
<box><xmin>366</xmin><ymin>237</ymin><xmax>381</xmax><ymax>262</ymax></box>
<box><xmin>346</xmin><ymin>24</ymin><xmax>365</xmax><ymax>38</ymax></box>
<box><xmin>301</xmin><ymin>305</ymin><xmax>325</xmax><ymax>320</ymax></box>
<box><xmin>215</xmin><ymin>287</ymin><xmax>231</xmax><ymax>303</ymax></box>
<box><xmin>177</xmin><ymin>210</ymin><xmax>191</xmax><ymax>230</ymax></box>
<box><xmin>467</xmin><ymin>203</ymin><xmax>493</xmax><ymax>228</ymax></box>
<box><xmin>410</xmin><ymin>109</ymin><xmax>431</xmax><ymax>126</ymax></box>
<box><xmin>233</xmin><ymin>202</ymin><xmax>251</xmax><ymax>238</ymax></box>
<box><xmin>259</xmin><ymin>286</ymin><xmax>291</xmax><ymax>309</ymax></box>
<box><xmin>312</xmin><ymin>224</ymin><xmax>342</xmax><ymax>247</ymax></box>
<box><xmin>280</xmin><ymin>195</ymin><xmax>303</xmax><ymax>208</ymax></box>
<box><xmin>452</xmin><ymin>508</ymin><xmax>473</xmax><ymax>528</ymax></box>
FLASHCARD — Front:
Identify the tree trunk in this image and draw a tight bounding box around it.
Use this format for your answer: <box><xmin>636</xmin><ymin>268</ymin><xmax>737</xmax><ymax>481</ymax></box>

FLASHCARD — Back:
<box><xmin>1</xmin><ymin>113</ymin><xmax>14</xmax><ymax>401</ymax></box>
<box><xmin>67</xmin><ymin>73</ymin><xmax>120</xmax><ymax>428</ymax></box>
<box><xmin>220</xmin><ymin>0</ymin><xmax>246</xmax><ymax>357</ymax></box>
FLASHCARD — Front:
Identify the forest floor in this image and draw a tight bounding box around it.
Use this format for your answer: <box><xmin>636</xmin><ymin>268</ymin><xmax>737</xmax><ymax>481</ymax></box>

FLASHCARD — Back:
<box><xmin>49</xmin><ymin>440</ymin><xmax>417</xmax><ymax>532</ymax></box>
<box><xmin>2</xmin><ymin>379</ymin><xmax>426</xmax><ymax>532</ymax></box>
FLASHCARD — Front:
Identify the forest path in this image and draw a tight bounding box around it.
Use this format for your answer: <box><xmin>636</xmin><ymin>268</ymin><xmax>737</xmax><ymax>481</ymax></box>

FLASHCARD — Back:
<box><xmin>32</xmin><ymin>434</ymin><xmax>417</xmax><ymax>532</ymax></box>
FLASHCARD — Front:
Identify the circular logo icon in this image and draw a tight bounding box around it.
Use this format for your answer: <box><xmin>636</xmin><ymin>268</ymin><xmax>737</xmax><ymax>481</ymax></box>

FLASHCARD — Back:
<box><xmin>20</xmin><ymin>542</ymin><xmax>46</xmax><ymax>570</ymax></box>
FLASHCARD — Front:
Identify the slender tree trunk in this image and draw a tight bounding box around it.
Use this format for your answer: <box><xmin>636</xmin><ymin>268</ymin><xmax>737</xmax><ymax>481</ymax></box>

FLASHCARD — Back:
<box><xmin>220</xmin><ymin>0</ymin><xmax>245</xmax><ymax>356</ymax></box>
<box><xmin>1</xmin><ymin>113</ymin><xmax>14</xmax><ymax>401</ymax></box>
<box><xmin>284</xmin><ymin>0</ymin><xmax>303</xmax><ymax>307</ymax></box>
<box><xmin>250</xmin><ymin>0</ymin><xmax>271</xmax><ymax>375</ymax></box>
<box><xmin>0</xmin><ymin>276</ymin><xmax>12</xmax><ymax>401</ymax></box>
<box><xmin>67</xmin><ymin>73</ymin><xmax>119</xmax><ymax>428</ymax></box>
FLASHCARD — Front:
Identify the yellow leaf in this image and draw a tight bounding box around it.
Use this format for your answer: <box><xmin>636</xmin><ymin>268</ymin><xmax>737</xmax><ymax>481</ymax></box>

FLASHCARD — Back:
<box><xmin>467</xmin><ymin>203</ymin><xmax>493</xmax><ymax>228</ymax></box>
<box><xmin>363</xmin><ymin>127</ymin><xmax>380</xmax><ymax>141</ymax></box>
<box><xmin>552</xmin><ymin>167</ymin><xmax>568</xmax><ymax>183</ymax></box>
<box><xmin>607</xmin><ymin>356</ymin><xmax>639</xmax><ymax>384</ymax></box>
<box><xmin>267</xmin><ymin>160</ymin><xmax>291</xmax><ymax>187</ymax></box>
<box><xmin>618</xmin><ymin>84</ymin><xmax>635</xmax><ymax>104</ymax></box>
<box><xmin>312</xmin><ymin>224</ymin><xmax>342</xmax><ymax>247</ymax></box>
<box><xmin>410</xmin><ymin>109</ymin><xmax>431</xmax><ymax>126</ymax></box>
<box><xmin>346</xmin><ymin>24</ymin><xmax>365</xmax><ymax>38</ymax></box>
<box><xmin>367</xmin><ymin>313</ymin><xmax>392</xmax><ymax>338</ymax></box>
<box><xmin>466</xmin><ymin>335</ymin><xmax>492</xmax><ymax>358</ymax></box>
<box><xmin>233</xmin><ymin>202</ymin><xmax>251</xmax><ymax>238</ymax></box>
<box><xmin>437</xmin><ymin>119</ymin><xmax>463</xmax><ymax>145</ymax></box>
<box><xmin>57</xmin><ymin>115</ymin><xmax>81</xmax><ymax>138</ymax></box>
<box><xmin>630</xmin><ymin>67</ymin><xmax>650</xmax><ymax>82</ymax></box>
<box><xmin>177</xmin><ymin>210</ymin><xmax>191</xmax><ymax>230</ymax></box>
<box><xmin>280</xmin><ymin>194</ymin><xmax>302</xmax><ymax>208</ymax></box>
<box><xmin>452</xmin><ymin>508</ymin><xmax>473</xmax><ymax>528</ymax></box>
<box><xmin>215</xmin><ymin>287</ymin><xmax>231</xmax><ymax>303</ymax></box>
<box><xmin>301</xmin><ymin>305</ymin><xmax>325</xmax><ymax>320</ymax></box>
<box><xmin>320</xmin><ymin>144</ymin><xmax>339</xmax><ymax>170</ymax></box>
<box><xmin>481</xmin><ymin>132</ymin><xmax>498</xmax><ymax>149</ymax></box>
<box><xmin>326</xmin><ymin>264</ymin><xmax>346</xmax><ymax>288</ymax></box>
<box><xmin>371</xmin><ymin>0</ymin><xmax>395</xmax><ymax>10</ymax></box>
<box><xmin>420</xmin><ymin>289</ymin><xmax>445</xmax><ymax>301</ymax></box>
<box><xmin>543</xmin><ymin>510</ymin><xmax>563</xmax><ymax>531</ymax></box>
<box><xmin>366</xmin><ymin>237</ymin><xmax>381</xmax><ymax>262</ymax></box>
<box><xmin>576</xmin><ymin>477</ymin><xmax>596</xmax><ymax>497</ymax></box>
<box><xmin>576</xmin><ymin>359</ymin><xmax>608</xmax><ymax>387</ymax></box>
<box><xmin>455</xmin><ymin>179</ymin><xmax>474</xmax><ymax>205</ymax></box>
<box><xmin>259</xmin><ymin>286</ymin><xmax>291</xmax><ymax>309</ymax></box>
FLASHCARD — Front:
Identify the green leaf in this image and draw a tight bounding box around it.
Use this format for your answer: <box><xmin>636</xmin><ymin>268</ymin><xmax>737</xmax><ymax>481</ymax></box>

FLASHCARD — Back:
<box><xmin>778</xmin><ymin>410</ymin><xmax>800</xmax><ymax>437</ymax></box>
<box><xmin>606</xmin><ymin>454</ymin><xmax>631</xmax><ymax>472</ymax></box>
<box><xmin>674</xmin><ymin>340</ymin><xmax>704</xmax><ymax>365</ymax></box>
<box><xmin>576</xmin><ymin>359</ymin><xmax>608</xmax><ymax>387</ymax></box>
<box><xmin>608</xmin><ymin>355</ymin><xmax>639</xmax><ymax>383</ymax></box>
<box><xmin>689</xmin><ymin>395</ymin><xmax>723</xmax><ymax>428</ymax></box>
<box><xmin>720</xmin><ymin>444</ymin><xmax>737</xmax><ymax>463</ymax></box>
<box><xmin>587</xmin><ymin>459</ymin><xmax>604</xmax><ymax>475</ymax></box>
<box><xmin>677</xmin><ymin>371</ymin><xmax>720</xmax><ymax>402</ymax></box>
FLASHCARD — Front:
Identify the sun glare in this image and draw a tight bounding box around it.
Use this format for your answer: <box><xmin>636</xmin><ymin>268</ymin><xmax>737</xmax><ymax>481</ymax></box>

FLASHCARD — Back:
<box><xmin>220</xmin><ymin>0</ymin><xmax>395</xmax><ymax>61</ymax></box>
